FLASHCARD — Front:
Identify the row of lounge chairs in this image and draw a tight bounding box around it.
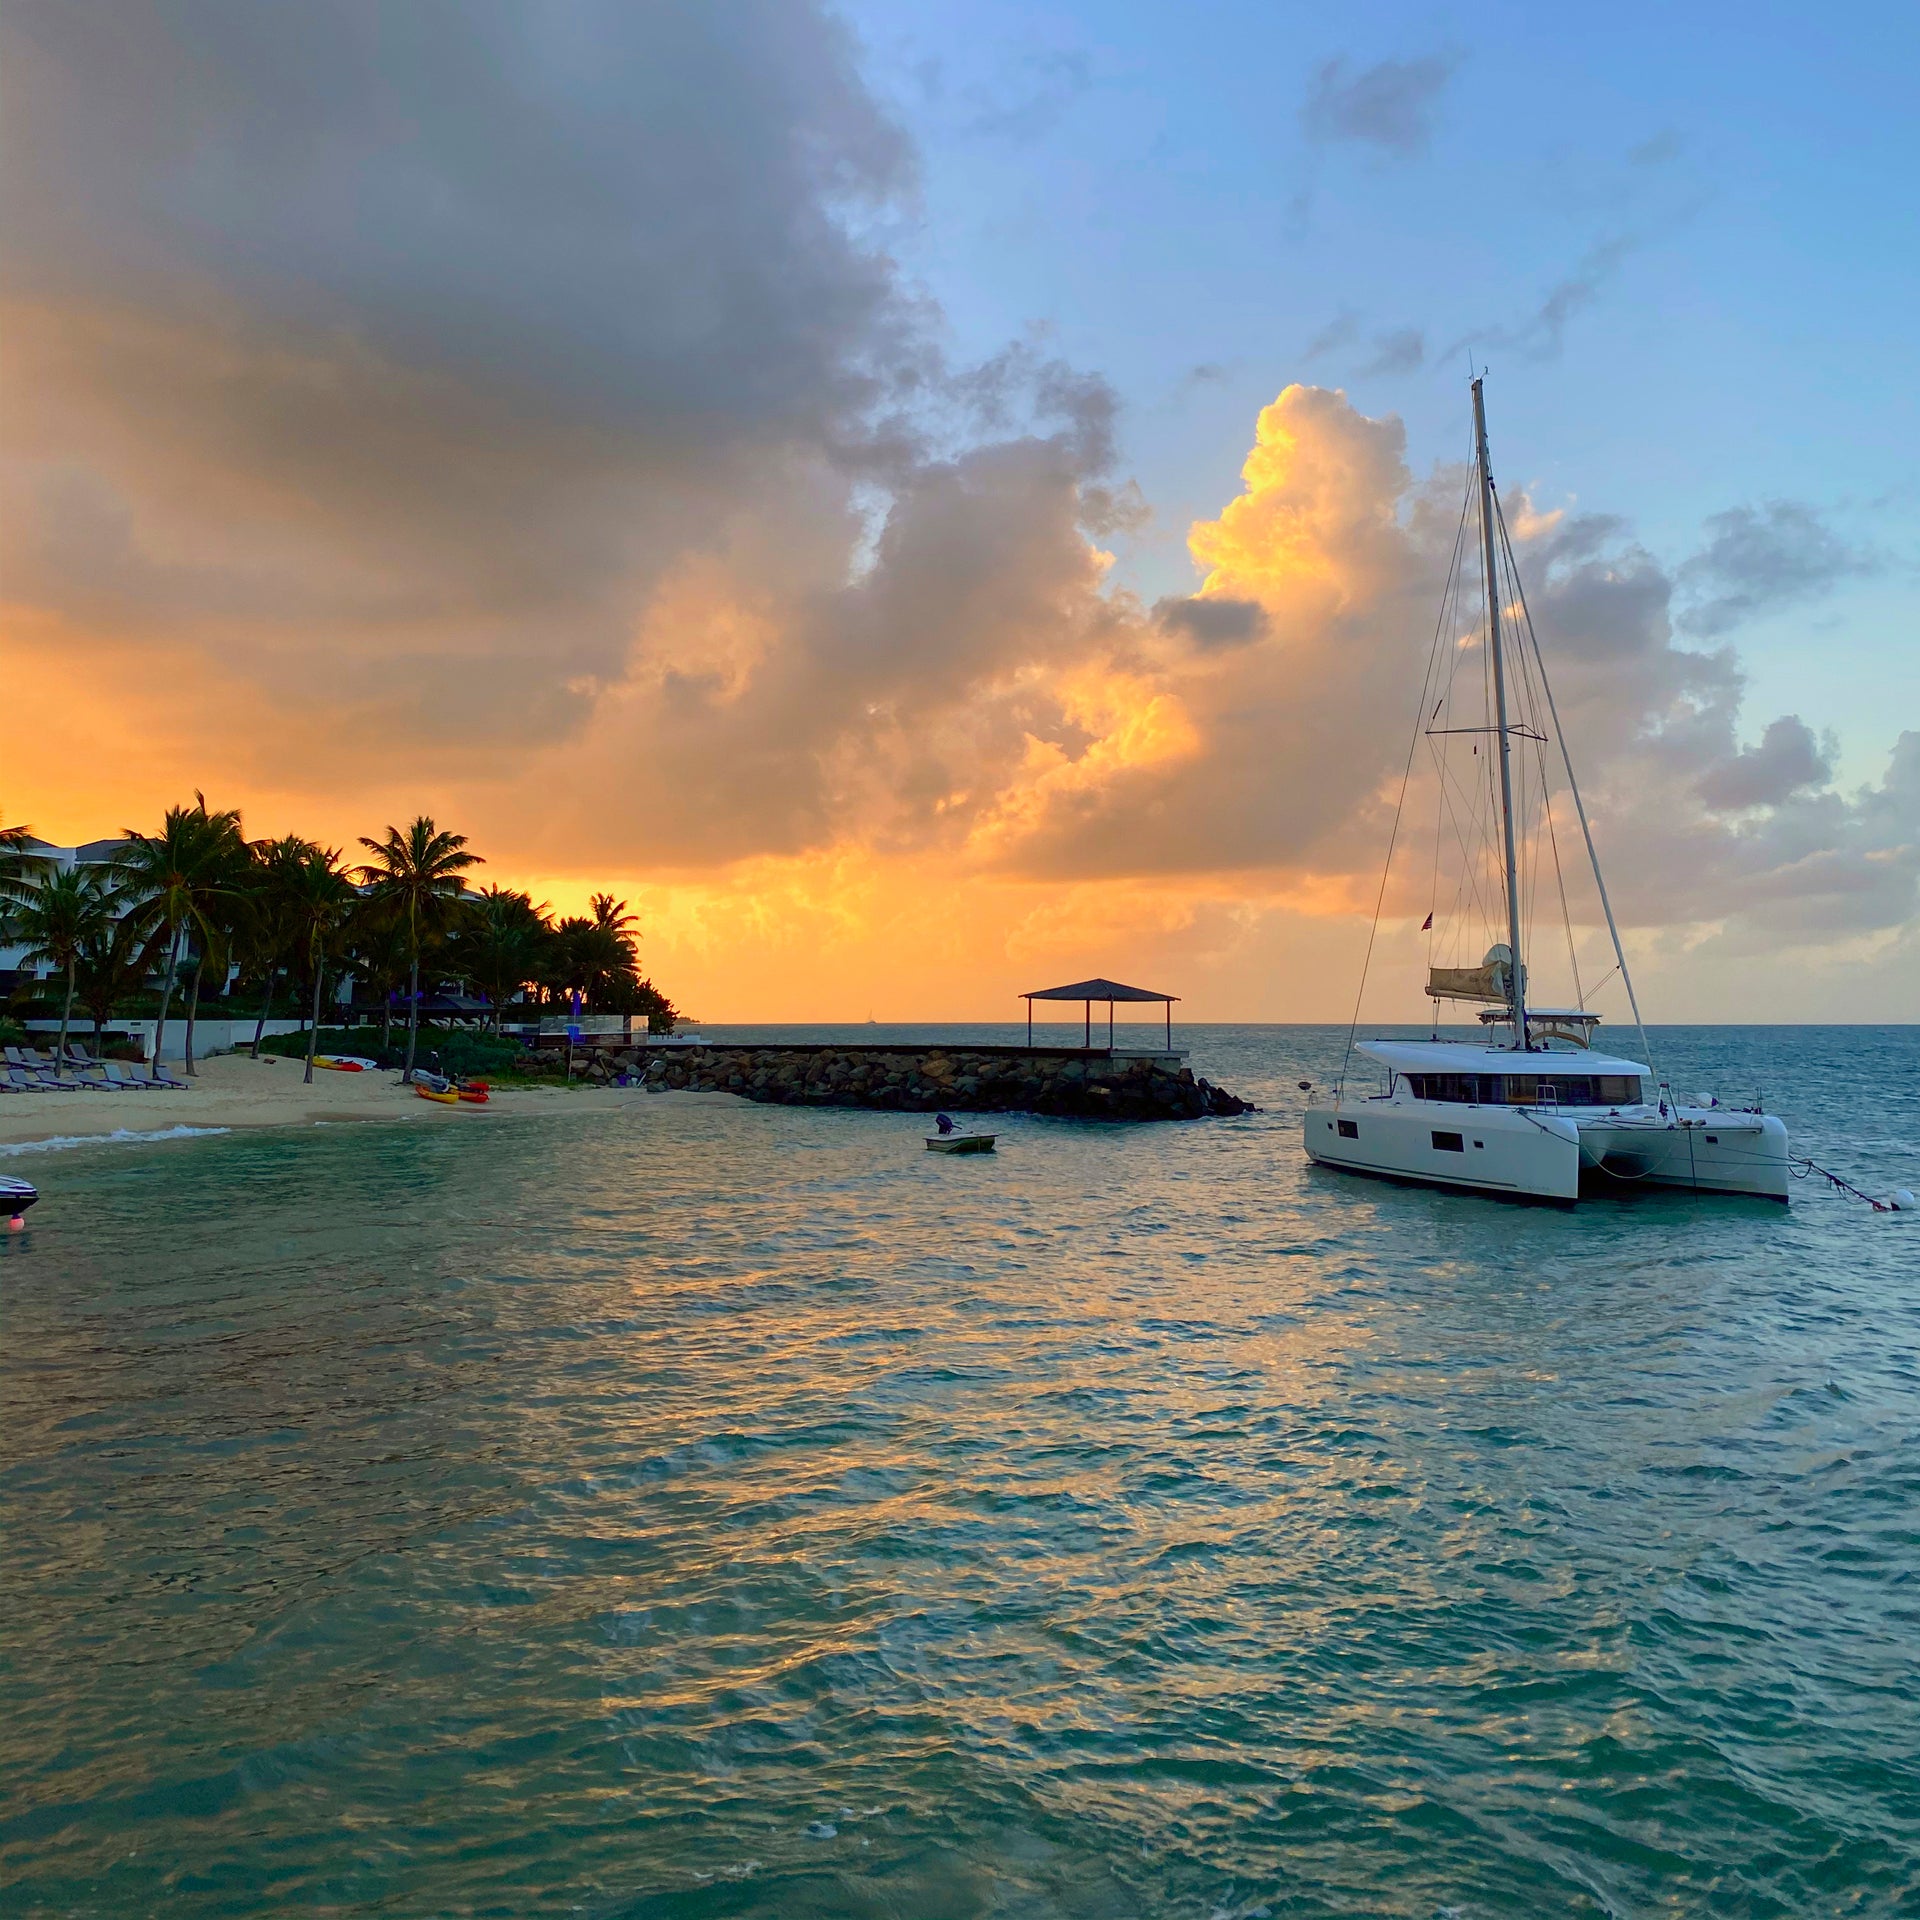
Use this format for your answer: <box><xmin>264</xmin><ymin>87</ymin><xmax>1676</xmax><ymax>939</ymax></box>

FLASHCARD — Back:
<box><xmin>1</xmin><ymin>1044</ymin><xmax>188</xmax><ymax>1092</ymax></box>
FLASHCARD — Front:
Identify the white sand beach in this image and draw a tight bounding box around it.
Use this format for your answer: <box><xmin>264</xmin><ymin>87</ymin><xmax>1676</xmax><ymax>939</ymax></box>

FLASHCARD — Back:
<box><xmin>0</xmin><ymin>1051</ymin><xmax>737</xmax><ymax>1151</ymax></box>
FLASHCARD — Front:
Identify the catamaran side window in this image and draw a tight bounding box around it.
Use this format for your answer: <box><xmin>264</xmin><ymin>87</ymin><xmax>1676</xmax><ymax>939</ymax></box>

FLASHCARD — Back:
<box><xmin>1406</xmin><ymin>1073</ymin><xmax>1500</xmax><ymax>1103</ymax></box>
<box><xmin>1337</xmin><ymin>1119</ymin><xmax>1359</xmax><ymax>1139</ymax></box>
<box><xmin>1595</xmin><ymin>1075</ymin><xmax>1643</xmax><ymax>1104</ymax></box>
<box><xmin>1431</xmin><ymin>1130</ymin><xmax>1465</xmax><ymax>1152</ymax></box>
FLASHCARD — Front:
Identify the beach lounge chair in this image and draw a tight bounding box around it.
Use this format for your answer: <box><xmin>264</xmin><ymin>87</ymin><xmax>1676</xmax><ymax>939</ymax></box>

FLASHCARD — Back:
<box><xmin>144</xmin><ymin>1064</ymin><xmax>190</xmax><ymax>1089</ymax></box>
<box><xmin>6</xmin><ymin>1065</ymin><xmax>77</xmax><ymax>1093</ymax></box>
<box><xmin>99</xmin><ymin>1063</ymin><xmax>152</xmax><ymax>1090</ymax></box>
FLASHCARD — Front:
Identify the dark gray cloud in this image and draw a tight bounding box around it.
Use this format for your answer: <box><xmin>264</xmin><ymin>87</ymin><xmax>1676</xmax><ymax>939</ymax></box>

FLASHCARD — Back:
<box><xmin>1676</xmin><ymin>500</ymin><xmax>1871</xmax><ymax>636</ymax></box>
<box><xmin>1357</xmin><ymin>328</ymin><xmax>1425</xmax><ymax>377</ymax></box>
<box><xmin>1153</xmin><ymin>596</ymin><xmax>1269</xmax><ymax>648</ymax></box>
<box><xmin>1697</xmin><ymin>715</ymin><xmax>1833</xmax><ymax>811</ymax></box>
<box><xmin>1449</xmin><ymin>236</ymin><xmax>1634</xmax><ymax>363</ymax></box>
<box><xmin>1304</xmin><ymin>311</ymin><xmax>1360</xmax><ymax>359</ymax></box>
<box><xmin>1</xmin><ymin>1</ymin><xmax>918</xmax><ymax>443</ymax></box>
<box><xmin>1301</xmin><ymin>53</ymin><xmax>1459</xmax><ymax>157</ymax></box>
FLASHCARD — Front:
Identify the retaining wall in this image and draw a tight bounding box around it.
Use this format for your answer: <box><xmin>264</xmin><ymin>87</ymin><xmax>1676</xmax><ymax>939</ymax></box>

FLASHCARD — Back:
<box><xmin>555</xmin><ymin>1042</ymin><xmax>1255</xmax><ymax>1120</ymax></box>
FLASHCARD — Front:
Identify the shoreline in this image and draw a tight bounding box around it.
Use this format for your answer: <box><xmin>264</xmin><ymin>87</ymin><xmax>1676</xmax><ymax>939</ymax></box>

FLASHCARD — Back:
<box><xmin>0</xmin><ymin>1052</ymin><xmax>739</xmax><ymax>1154</ymax></box>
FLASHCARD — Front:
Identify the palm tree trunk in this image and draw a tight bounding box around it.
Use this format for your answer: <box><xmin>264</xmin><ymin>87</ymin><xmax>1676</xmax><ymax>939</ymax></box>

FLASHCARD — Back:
<box><xmin>251</xmin><ymin>968</ymin><xmax>277</xmax><ymax>1057</ymax></box>
<box><xmin>304</xmin><ymin>955</ymin><xmax>325</xmax><ymax>1085</ymax></box>
<box><xmin>55</xmin><ymin>962</ymin><xmax>76</xmax><ymax>1077</ymax></box>
<box><xmin>403</xmin><ymin>951</ymin><xmax>420</xmax><ymax>1082</ymax></box>
<box><xmin>149</xmin><ymin>921</ymin><xmax>181</xmax><ymax>1082</ymax></box>
<box><xmin>183</xmin><ymin>954</ymin><xmax>204</xmax><ymax>1076</ymax></box>
<box><xmin>381</xmin><ymin>996</ymin><xmax>393</xmax><ymax>1050</ymax></box>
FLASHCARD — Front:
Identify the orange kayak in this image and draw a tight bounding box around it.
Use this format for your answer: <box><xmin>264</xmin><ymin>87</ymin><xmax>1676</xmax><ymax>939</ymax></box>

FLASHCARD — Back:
<box><xmin>457</xmin><ymin>1088</ymin><xmax>489</xmax><ymax>1104</ymax></box>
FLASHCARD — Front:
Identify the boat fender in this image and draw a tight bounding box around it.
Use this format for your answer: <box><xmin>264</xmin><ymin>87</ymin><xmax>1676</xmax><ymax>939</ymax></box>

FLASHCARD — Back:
<box><xmin>1892</xmin><ymin>1189</ymin><xmax>1916</xmax><ymax>1212</ymax></box>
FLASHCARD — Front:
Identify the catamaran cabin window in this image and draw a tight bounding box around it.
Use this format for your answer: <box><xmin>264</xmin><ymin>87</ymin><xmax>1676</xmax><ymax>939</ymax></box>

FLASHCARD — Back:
<box><xmin>1431</xmin><ymin>1130</ymin><xmax>1465</xmax><ymax>1152</ymax></box>
<box><xmin>1401</xmin><ymin>1073</ymin><xmax>1503</xmax><ymax>1104</ymax></box>
<box><xmin>1504</xmin><ymin>1074</ymin><xmax>1644</xmax><ymax>1106</ymax></box>
<box><xmin>1337</xmin><ymin>1119</ymin><xmax>1358</xmax><ymax>1139</ymax></box>
<box><xmin>1404</xmin><ymin>1072</ymin><xmax>1643</xmax><ymax>1106</ymax></box>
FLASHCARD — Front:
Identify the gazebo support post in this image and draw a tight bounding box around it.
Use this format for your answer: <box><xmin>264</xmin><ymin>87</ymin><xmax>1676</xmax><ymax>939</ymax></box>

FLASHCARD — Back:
<box><xmin>1026</xmin><ymin>999</ymin><xmax>1032</xmax><ymax>1047</ymax></box>
<box><xmin>1083</xmin><ymin>1000</ymin><xmax>1091</xmax><ymax>1049</ymax></box>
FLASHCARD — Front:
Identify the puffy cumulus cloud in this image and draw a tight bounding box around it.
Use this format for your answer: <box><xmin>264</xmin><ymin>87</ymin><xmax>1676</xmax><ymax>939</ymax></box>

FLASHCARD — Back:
<box><xmin>1697</xmin><ymin>715</ymin><xmax>1833</xmax><ymax>812</ymax></box>
<box><xmin>896</xmin><ymin>384</ymin><xmax>1916</xmax><ymax>962</ymax></box>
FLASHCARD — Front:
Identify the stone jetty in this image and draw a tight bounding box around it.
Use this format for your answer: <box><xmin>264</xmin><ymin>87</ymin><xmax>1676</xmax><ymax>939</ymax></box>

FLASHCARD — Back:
<box><xmin>550</xmin><ymin>1043</ymin><xmax>1255</xmax><ymax>1121</ymax></box>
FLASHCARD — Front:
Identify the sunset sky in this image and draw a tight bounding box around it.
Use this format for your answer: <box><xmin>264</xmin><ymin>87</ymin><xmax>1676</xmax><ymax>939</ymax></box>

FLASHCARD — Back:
<box><xmin>5</xmin><ymin>1</ymin><xmax>1916</xmax><ymax>1021</ymax></box>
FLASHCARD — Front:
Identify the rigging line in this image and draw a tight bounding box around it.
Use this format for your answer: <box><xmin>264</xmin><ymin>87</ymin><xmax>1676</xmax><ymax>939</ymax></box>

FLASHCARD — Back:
<box><xmin>1493</xmin><ymin>490</ymin><xmax>1659</xmax><ymax>1088</ymax></box>
<box><xmin>1426</xmin><ymin>636</ymin><xmax>1503</xmax><ymax>935</ymax></box>
<box><xmin>1428</xmin><ymin>743</ymin><xmax>1497</xmax><ymax>935</ymax></box>
<box><xmin>1500</xmin><ymin>536</ymin><xmax>1579</xmax><ymax>1004</ymax></box>
<box><xmin>1426</xmin><ymin>500</ymin><xmax>1471</xmax><ymax>972</ymax></box>
<box><xmin>1518</xmin><ymin>636</ymin><xmax>1586</xmax><ymax>1007</ymax></box>
<box><xmin>1542</xmin><ymin>773</ymin><xmax>1586</xmax><ymax>1007</ymax></box>
<box><xmin>1339</xmin><ymin>463</ymin><xmax>1474</xmax><ymax>1096</ymax></box>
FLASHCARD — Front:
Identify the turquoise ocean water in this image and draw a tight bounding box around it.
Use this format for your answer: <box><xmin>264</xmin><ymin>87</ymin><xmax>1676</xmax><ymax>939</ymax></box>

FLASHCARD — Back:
<box><xmin>3</xmin><ymin>1025</ymin><xmax>1917</xmax><ymax>1917</ymax></box>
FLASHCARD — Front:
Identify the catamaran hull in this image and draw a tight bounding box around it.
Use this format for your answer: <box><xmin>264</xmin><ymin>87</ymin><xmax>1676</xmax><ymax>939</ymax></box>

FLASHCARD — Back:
<box><xmin>1305</xmin><ymin>1103</ymin><xmax>1791</xmax><ymax>1204</ymax></box>
<box><xmin>1305</xmin><ymin>1102</ymin><xmax>1582</xmax><ymax>1202</ymax></box>
<box><xmin>1578</xmin><ymin>1112</ymin><xmax>1789</xmax><ymax>1201</ymax></box>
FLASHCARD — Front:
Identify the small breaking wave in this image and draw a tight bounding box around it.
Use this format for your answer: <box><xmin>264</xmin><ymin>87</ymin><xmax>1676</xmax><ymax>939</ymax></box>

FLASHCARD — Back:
<box><xmin>0</xmin><ymin>1125</ymin><xmax>233</xmax><ymax>1158</ymax></box>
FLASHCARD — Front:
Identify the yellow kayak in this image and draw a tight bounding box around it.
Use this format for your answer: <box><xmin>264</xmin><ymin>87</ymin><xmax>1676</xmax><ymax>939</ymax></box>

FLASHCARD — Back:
<box><xmin>414</xmin><ymin>1084</ymin><xmax>461</xmax><ymax>1105</ymax></box>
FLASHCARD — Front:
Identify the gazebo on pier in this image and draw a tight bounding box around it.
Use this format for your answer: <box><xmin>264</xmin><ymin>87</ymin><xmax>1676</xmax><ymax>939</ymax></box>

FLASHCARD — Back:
<box><xmin>1021</xmin><ymin>977</ymin><xmax>1179</xmax><ymax>1051</ymax></box>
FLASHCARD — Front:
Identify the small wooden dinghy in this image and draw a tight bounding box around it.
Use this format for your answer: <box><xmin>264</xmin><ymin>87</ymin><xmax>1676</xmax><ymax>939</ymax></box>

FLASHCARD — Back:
<box><xmin>925</xmin><ymin>1130</ymin><xmax>996</xmax><ymax>1154</ymax></box>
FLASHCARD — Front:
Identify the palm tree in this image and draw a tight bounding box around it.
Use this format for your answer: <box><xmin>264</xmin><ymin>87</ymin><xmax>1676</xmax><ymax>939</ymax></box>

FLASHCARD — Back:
<box><xmin>342</xmin><ymin>900</ymin><xmax>412</xmax><ymax>1053</ymax></box>
<box><xmin>115</xmin><ymin>796</ymin><xmax>248</xmax><ymax>1081</ymax></box>
<box><xmin>453</xmin><ymin>887</ymin><xmax>553</xmax><ymax>1033</ymax></box>
<box><xmin>357</xmin><ymin>817</ymin><xmax>483</xmax><ymax>1080</ymax></box>
<box><xmin>235</xmin><ymin>836</ymin><xmax>315</xmax><ymax>1056</ymax></box>
<box><xmin>590</xmin><ymin>893</ymin><xmax>636</xmax><ymax>940</ymax></box>
<box><xmin>0</xmin><ymin>811</ymin><xmax>50</xmax><ymax>920</ymax></box>
<box><xmin>9</xmin><ymin>865</ymin><xmax>115</xmax><ymax>1075</ymax></box>
<box><xmin>76</xmin><ymin>910</ymin><xmax>164</xmax><ymax>1052</ymax></box>
<box><xmin>281</xmin><ymin>845</ymin><xmax>355</xmax><ymax>1084</ymax></box>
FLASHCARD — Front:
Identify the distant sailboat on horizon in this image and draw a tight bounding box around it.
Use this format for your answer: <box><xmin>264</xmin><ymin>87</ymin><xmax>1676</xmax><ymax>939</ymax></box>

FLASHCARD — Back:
<box><xmin>1304</xmin><ymin>379</ymin><xmax>1790</xmax><ymax>1204</ymax></box>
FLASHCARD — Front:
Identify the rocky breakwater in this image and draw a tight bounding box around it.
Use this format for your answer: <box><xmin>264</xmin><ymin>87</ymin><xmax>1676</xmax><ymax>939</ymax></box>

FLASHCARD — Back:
<box><xmin>623</xmin><ymin>1045</ymin><xmax>1254</xmax><ymax>1120</ymax></box>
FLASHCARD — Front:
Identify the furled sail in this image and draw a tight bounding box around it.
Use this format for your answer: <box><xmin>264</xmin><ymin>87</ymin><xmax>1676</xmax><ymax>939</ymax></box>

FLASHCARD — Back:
<box><xmin>1427</xmin><ymin>945</ymin><xmax>1521</xmax><ymax>1005</ymax></box>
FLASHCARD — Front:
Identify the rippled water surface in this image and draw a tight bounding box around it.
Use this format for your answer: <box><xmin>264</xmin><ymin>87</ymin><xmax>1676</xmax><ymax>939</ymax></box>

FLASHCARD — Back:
<box><xmin>4</xmin><ymin>1026</ymin><xmax>1919</xmax><ymax>1918</ymax></box>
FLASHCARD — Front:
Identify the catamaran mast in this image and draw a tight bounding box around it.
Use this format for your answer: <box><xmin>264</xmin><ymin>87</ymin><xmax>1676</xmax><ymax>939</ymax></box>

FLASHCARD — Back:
<box><xmin>1472</xmin><ymin>376</ymin><xmax>1529</xmax><ymax>1051</ymax></box>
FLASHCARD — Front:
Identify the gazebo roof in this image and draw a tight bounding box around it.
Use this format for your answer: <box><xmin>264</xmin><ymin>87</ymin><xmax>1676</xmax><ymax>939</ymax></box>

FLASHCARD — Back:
<box><xmin>1021</xmin><ymin>977</ymin><xmax>1178</xmax><ymax>1004</ymax></box>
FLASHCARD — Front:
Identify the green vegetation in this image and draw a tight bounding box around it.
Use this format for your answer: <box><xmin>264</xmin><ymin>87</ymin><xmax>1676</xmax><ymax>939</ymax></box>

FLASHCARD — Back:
<box><xmin>2</xmin><ymin>800</ymin><xmax>679</xmax><ymax>1075</ymax></box>
<box><xmin>256</xmin><ymin>1027</ymin><xmax>524</xmax><ymax>1079</ymax></box>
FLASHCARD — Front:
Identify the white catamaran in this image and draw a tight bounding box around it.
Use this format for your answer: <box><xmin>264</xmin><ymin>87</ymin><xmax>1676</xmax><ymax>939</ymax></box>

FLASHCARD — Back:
<box><xmin>1305</xmin><ymin>379</ymin><xmax>1790</xmax><ymax>1204</ymax></box>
